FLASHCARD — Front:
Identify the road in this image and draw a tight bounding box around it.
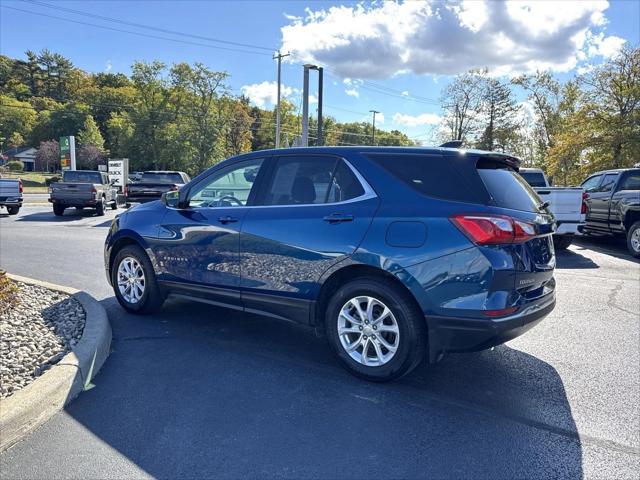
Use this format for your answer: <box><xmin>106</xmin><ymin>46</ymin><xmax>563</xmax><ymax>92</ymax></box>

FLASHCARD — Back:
<box><xmin>1</xmin><ymin>205</ymin><xmax>639</xmax><ymax>479</ymax></box>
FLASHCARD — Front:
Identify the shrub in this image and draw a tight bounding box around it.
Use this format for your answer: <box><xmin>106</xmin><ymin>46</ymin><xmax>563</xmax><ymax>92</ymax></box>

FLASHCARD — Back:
<box><xmin>45</xmin><ymin>176</ymin><xmax>61</xmax><ymax>186</ymax></box>
<box><xmin>5</xmin><ymin>160</ymin><xmax>24</xmax><ymax>172</ymax></box>
<box><xmin>0</xmin><ymin>270</ymin><xmax>19</xmax><ymax>315</ymax></box>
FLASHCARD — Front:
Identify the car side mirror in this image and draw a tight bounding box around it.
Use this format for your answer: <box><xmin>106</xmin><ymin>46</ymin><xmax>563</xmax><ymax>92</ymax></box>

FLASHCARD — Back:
<box><xmin>163</xmin><ymin>190</ymin><xmax>181</xmax><ymax>208</ymax></box>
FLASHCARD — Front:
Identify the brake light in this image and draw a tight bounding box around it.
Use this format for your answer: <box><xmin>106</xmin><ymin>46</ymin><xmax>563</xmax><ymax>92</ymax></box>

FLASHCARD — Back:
<box><xmin>581</xmin><ymin>192</ymin><xmax>588</xmax><ymax>214</ymax></box>
<box><xmin>450</xmin><ymin>214</ymin><xmax>537</xmax><ymax>245</ymax></box>
<box><xmin>91</xmin><ymin>186</ymin><xmax>97</xmax><ymax>194</ymax></box>
<box><xmin>124</xmin><ymin>185</ymin><xmax>128</xmax><ymax>195</ymax></box>
<box><xmin>18</xmin><ymin>178</ymin><xmax>23</xmax><ymax>194</ymax></box>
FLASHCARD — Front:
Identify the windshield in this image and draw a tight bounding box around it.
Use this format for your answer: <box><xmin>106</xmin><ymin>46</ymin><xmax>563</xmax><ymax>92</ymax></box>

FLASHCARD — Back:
<box><xmin>140</xmin><ymin>172</ymin><xmax>184</xmax><ymax>184</ymax></box>
<box><xmin>63</xmin><ymin>171</ymin><xmax>102</xmax><ymax>183</ymax></box>
<box><xmin>520</xmin><ymin>171</ymin><xmax>547</xmax><ymax>188</ymax></box>
<box><xmin>478</xmin><ymin>168</ymin><xmax>545</xmax><ymax>213</ymax></box>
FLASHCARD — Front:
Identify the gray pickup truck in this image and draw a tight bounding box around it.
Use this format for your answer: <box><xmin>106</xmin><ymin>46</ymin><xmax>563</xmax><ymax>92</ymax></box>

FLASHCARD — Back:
<box><xmin>0</xmin><ymin>175</ymin><xmax>23</xmax><ymax>215</ymax></box>
<box><xmin>49</xmin><ymin>170</ymin><xmax>118</xmax><ymax>216</ymax></box>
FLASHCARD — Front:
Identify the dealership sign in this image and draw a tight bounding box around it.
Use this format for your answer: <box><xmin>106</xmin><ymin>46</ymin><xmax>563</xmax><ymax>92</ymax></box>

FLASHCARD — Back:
<box><xmin>108</xmin><ymin>159</ymin><xmax>129</xmax><ymax>188</ymax></box>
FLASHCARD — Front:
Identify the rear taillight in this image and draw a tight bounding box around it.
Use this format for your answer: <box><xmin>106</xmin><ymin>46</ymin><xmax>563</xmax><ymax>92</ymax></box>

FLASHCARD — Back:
<box><xmin>18</xmin><ymin>178</ymin><xmax>23</xmax><ymax>194</ymax></box>
<box><xmin>581</xmin><ymin>192</ymin><xmax>588</xmax><ymax>214</ymax></box>
<box><xmin>124</xmin><ymin>186</ymin><xmax>128</xmax><ymax>195</ymax></box>
<box><xmin>450</xmin><ymin>214</ymin><xmax>537</xmax><ymax>245</ymax></box>
<box><xmin>91</xmin><ymin>186</ymin><xmax>97</xmax><ymax>194</ymax></box>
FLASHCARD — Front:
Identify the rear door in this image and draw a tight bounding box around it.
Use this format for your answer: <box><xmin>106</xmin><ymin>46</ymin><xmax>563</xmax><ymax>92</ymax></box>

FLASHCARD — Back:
<box><xmin>239</xmin><ymin>154</ymin><xmax>379</xmax><ymax>324</ymax></box>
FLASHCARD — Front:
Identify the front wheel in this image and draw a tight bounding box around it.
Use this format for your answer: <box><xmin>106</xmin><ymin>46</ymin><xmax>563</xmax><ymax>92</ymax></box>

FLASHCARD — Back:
<box><xmin>111</xmin><ymin>245</ymin><xmax>164</xmax><ymax>314</ymax></box>
<box><xmin>7</xmin><ymin>206</ymin><xmax>19</xmax><ymax>215</ymax></box>
<box><xmin>325</xmin><ymin>278</ymin><xmax>427</xmax><ymax>382</ymax></box>
<box><xmin>627</xmin><ymin>221</ymin><xmax>640</xmax><ymax>259</ymax></box>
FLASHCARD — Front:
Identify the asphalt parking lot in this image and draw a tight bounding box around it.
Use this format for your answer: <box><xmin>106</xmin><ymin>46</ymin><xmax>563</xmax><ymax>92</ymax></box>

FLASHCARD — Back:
<box><xmin>1</xmin><ymin>205</ymin><xmax>638</xmax><ymax>479</ymax></box>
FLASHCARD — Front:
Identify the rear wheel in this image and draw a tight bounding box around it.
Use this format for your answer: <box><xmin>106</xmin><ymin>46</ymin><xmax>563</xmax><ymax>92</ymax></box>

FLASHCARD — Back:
<box><xmin>627</xmin><ymin>221</ymin><xmax>640</xmax><ymax>258</ymax></box>
<box><xmin>95</xmin><ymin>197</ymin><xmax>105</xmax><ymax>216</ymax></box>
<box><xmin>110</xmin><ymin>199</ymin><xmax>118</xmax><ymax>210</ymax></box>
<box><xmin>53</xmin><ymin>204</ymin><xmax>65</xmax><ymax>216</ymax></box>
<box><xmin>111</xmin><ymin>245</ymin><xmax>164</xmax><ymax>314</ymax></box>
<box><xmin>325</xmin><ymin>278</ymin><xmax>427</xmax><ymax>382</ymax></box>
<box><xmin>553</xmin><ymin>235</ymin><xmax>573</xmax><ymax>250</ymax></box>
<box><xmin>7</xmin><ymin>206</ymin><xmax>19</xmax><ymax>215</ymax></box>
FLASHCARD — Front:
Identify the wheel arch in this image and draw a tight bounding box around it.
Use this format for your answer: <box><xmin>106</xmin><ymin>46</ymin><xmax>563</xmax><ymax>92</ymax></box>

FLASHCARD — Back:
<box><xmin>108</xmin><ymin>232</ymin><xmax>158</xmax><ymax>278</ymax></box>
<box><xmin>624</xmin><ymin>210</ymin><xmax>640</xmax><ymax>231</ymax></box>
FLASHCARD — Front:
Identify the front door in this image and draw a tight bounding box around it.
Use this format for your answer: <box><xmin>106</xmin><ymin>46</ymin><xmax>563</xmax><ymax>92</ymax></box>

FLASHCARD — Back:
<box><xmin>240</xmin><ymin>154</ymin><xmax>379</xmax><ymax>323</ymax></box>
<box><xmin>155</xmin><ymin>158</ymin><xmax>265</xmax><ymax>307</ymax></box>
<box><xmin>587</xmin><ymin>173</ymin><xmax>619</xmax><ymax>230</ymax></box>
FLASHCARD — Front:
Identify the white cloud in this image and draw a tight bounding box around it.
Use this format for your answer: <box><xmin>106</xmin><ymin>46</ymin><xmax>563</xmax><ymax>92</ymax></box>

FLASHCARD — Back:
<box><xmin>105</xmin><ymin>60</ymin><xmax>112</xmax><ymax>72</ymax></box>
<box><xmin>281</xmin><ymin>0</ymin><xmax>621</xmax><ymax>78</ymax></box>
<box><xmin>345</xmin><ymin>88</ymin><xmax>359</xmax><ymax>98</ymax></box>
<box><xmin>401</xmin><ymin>91</ymin><xmax>410</xmax><ymax>97</ymax></box>
<box><xmin>375</xmin><ymin>112</ymin><xmax>385</xmax><ymax>124</ymax></box>
<box><xmin>393</xmin><ymin>112</ymin><xmax>442</xmax><ymax>127</ymax></box>
<box><xmin>241</xmin><ymin>81</ymin><xmax>294</xmax><ymax>108</ymax></box>
<box><xmin>343</xmin><ymin>78</ymin><xmax>363</xmax><ymax>98</ymax></box>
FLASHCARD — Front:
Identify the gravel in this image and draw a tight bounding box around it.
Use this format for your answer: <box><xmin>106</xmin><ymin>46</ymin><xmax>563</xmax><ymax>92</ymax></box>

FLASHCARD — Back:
<box><xmin>0</xmin><ymin>281</ymin><xmax>85</xmax><ymax>398</ymax></box>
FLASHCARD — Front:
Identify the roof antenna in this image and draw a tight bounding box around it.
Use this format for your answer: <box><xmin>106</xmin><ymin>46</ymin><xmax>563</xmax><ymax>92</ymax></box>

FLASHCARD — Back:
<box><xmin>439</xmin><ymin>140</ymin><xmax>463</xmax><ymax>148</ymax></box>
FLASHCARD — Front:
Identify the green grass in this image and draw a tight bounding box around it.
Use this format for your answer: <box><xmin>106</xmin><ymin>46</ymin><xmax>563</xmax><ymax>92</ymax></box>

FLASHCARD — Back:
<box><xmin>2</xmin><ymin>172</ymin><xmax>56</xmax><ymax>193</ymax></box>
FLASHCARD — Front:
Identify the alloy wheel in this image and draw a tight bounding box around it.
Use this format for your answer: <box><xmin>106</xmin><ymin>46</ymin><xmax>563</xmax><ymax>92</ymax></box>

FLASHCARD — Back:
<box><xmin>631</xmin><ymin>227</ymin><xmax>640</xmax><ymax>253</ymax></box>
<box><xmin>117</xmin><ymin>256</ymin><xmax>146</xmax><ymax>304</ymax></box>
<box><xmin>337</xmin><ymin>296</ymin><xmax>400</xmax><ymax>367</ymax></box>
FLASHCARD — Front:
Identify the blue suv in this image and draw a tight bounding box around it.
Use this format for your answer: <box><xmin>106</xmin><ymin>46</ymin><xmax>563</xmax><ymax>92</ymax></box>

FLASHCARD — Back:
<box><xmin>105</xmin><ymin>147</ymin><xmax>556</xmax><ymax>381</ymax></box>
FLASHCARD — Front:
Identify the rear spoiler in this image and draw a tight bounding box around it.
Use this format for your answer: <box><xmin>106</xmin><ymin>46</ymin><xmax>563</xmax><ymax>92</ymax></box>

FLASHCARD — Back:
<box><xmin>476</xmin><ymin>153</ymin><xmax>522</xmax><ymax>171</ymax></box>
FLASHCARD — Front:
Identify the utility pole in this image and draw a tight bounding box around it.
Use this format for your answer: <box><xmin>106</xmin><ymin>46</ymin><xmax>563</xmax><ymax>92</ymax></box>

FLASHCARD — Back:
<box><xmin>317</xmin><ymin>67</ymin><xmax>323</xmax><ymax>146</ymax></box>
<box><xmin>302</xmin><ymin>65</ymin><xmax>312</xmax><ymax>147</ymax></box>
<box><xmin>273</xmin><ymin>51</ymin><xmax>290</xmax><ymax>149</ymax></box>
<box><xmin>369</xmin><ymin>110</ymin><xmax>380</xmax><ymax>145</ymax></box>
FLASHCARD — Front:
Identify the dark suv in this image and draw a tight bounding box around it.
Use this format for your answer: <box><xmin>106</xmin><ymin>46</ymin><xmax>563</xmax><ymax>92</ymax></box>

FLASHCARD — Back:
<box><xmin>105</xmin><ymin>147</ymin><xmax>556</xmax><ymax>381</ymax></box>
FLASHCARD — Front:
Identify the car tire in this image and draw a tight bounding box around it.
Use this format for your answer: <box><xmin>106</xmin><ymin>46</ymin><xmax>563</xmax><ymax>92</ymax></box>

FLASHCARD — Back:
<box><xmin>7</xmin><ymin>206</ymin><xmax>19</xmax><ymax>215</ymax></box>
<box><xmin>96</xmin><ymin>197</ymin><xmax>106</xmax><ymax>216</ymax></box>
<box><xmin>53</xmin><ymin>204</ymin><xmax>65</xmax><ymax>216</ymax></box>
<box><xmin>111</xmin><ymin>244</ymin><xmax>165</xmax><ymax>314</ymax></box>
<box><xmin>110</xmin><ymin>200</ymin><xmax>118</xmax><ymax>210</ymax></box>
<box><xmin>553</xmin><ymin>235</ymin><xmax>573</xmax><ymax>250</ymax></box>
<box><xmin>626</xmin><ymin>221</ymin><xmax>640</xmax><ymax>258</ymax></box>
<box><xmin>325</xmin><ymin>277</ymin><xmax>427</xmax><ymax>382</ymax></box>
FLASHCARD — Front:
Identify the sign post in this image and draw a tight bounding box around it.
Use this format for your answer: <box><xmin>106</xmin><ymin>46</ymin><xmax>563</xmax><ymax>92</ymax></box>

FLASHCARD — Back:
<box><xmin>59</xmin><ymin>136</ymin><xmax>76</xmax><ymax>171</ymax></box>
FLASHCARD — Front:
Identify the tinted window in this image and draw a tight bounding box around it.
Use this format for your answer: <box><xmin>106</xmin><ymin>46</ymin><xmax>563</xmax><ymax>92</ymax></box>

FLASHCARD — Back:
<box><xmin>190</xmin><ymin>159</ymin><xmax>263</xmax><ymax>207</ymax></box>
<box><xmin>581</xmin><ymin>175</ymin><xmax>602</xmax><ymax>192</ymax></box>
<box><xmin>262</xmin><ymin>156</ymin><xmax>363</xmax><ymax>206</ymax></box>
<box><xmin>63</xmin><ymin>171</ymin><xmax>102</xmax><ymax>183</ymax></box>
<box><xmin>618</xmin><ymin>173</ymin><xmax>640</xmax><ymax>191</ymax></box>
<box><xmin>368</xmin><ymin>153</ymin><xmax>484</xmax><ymax>203</ymax></box>
<box><xmin>477</xmin><ymin>168</ymin><xmax>544</xmax><ymax>212</ymax></box>
<box><xmin>519</xmin><ymin>171</ymin><xmax>547</xmax><ymax>187</ymax></box>
<box><xmin>596</xmin><ymin>174</ymin><xmax>619</xmax><ymax>192</ymax></box>
<box><xmin>141</xmin><ymin>172</ymin><xmax>185</xmax><ymax>184</ymax></box>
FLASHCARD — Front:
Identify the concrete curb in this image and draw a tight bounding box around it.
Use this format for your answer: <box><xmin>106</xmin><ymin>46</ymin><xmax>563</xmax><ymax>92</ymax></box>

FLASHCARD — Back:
<box><xmin>0</xmin><ymin>274</ymin><xmax>112</xmax><ymax>453</ymax></box>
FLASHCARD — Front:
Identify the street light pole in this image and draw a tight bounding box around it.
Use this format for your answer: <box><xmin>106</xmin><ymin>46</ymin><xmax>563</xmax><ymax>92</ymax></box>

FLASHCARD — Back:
<box><xmin>273</xmin><ymin>51</ymin><xmax>290</xmax><ymax>149</ymax></box>
<box><xmin>369</xmin><ymin>110</ymin><xmax>380</xmax><ymax>145</ymax></box>
<box><xmin>317</xmin><ymin>67</ymin><xmax>323</xmax><ymax>146</ymax></box>
<box><xmin>302</xmin><ymin>65</ymin><xmax>312</xmax><ymax>147</ymax></box>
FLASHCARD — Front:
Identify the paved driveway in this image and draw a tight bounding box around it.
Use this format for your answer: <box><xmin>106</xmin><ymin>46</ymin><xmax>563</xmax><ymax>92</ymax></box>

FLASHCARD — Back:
<box><xmin>1</xmin><ymin>206</ymin><xmax>638</xmax><ymax>479</ymax></box>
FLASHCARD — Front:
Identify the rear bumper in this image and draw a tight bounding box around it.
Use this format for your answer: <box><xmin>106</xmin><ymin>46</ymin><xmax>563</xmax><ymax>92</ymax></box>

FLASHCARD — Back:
<box><xmin>49</xmin><ymin>198</ymin><xmax>98</xmax><ymax>207</ymax></box>
<box><xmin>0</xmin><ymin>196</ymin><xmax>23</xmax><ymax>207</ymax></box>
<box><xmin>555</xmin><ymin>221</ymin><xmax>582</xmax><ymax>235</ymax></box>
<box><xmin>427</xmin><ymin>291</ymin><xmax>555</xmax><ymax>362</ymax></box>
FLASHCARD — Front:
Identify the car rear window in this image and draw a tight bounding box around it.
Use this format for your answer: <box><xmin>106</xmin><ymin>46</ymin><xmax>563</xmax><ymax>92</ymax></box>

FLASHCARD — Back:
<box><xmin>477</xmin><ymin>167</ymin><xmax>544</xmax><ymax>213</ymax></box>
<box><xmin>141</xmin><ymin>172</ymin><xmax>184</xmax><ymax>184</ymax></box>
<box><xmin>520</xmin><ymin>171</ymin><xmax>547</xmax><ymax>187</ymax></box>
<box><xmin>63</xmin><ymin>171</ymin><xmax>102</xmax><ymax>183</ymax></box>
<box><xmin>367</xmin><ymin>153</ymin><xmax>486</xmax><ymax>203</ymax></box>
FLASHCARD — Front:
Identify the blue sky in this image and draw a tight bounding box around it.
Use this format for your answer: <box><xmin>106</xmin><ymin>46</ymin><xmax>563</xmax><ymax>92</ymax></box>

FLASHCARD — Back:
<box><xmin>1</xmin><ymin>0</ymin><xmax>638</xmax><ymax>141</ymax></box>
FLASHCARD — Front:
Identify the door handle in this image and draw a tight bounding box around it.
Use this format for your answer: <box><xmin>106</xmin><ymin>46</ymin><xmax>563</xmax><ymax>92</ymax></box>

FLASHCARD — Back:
<box><xmin>218</xmin><ymin>215</ymin><xmax>239</xmax><ymax>224</ymax></box>
<box><xmin>323</xmin><ymin>213</ymin><xmax>354</xmax><ymax>224</ymax></box>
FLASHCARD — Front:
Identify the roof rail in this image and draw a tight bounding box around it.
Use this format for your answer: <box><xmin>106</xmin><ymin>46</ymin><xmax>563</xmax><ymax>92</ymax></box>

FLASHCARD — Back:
<box><xmin>439</xmin><ymin>140</ymin><xmax>463</xmax><ymax>148</ymax></box>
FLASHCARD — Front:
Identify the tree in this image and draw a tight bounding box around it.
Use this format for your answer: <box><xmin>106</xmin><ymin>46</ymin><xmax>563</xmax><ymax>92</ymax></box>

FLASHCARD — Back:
<box><xmin>224</xmin><ymin>99</ymin><xmax>253</xmax><ymax>156</ymax></box>
<box><xmin>439</xmin><ymin>70</ymin><xmax>485</xmax><ymax>145</ymax></box>
<box><xmin>106</xmin><ymin>111</ymin><xmax>134</xmax><ymax>158</ymax></box>
<box><xmin>77</xmin><ymin>144</ymin><xmax>106</xmax><ymax>170</ymax></box>
<box><xmin>35</xmin><ymin>140</ymin><xmax>59</xmax><ymax>172</ymax></box>
<box><xmin>475</xmin><ymin>77</ymin><xmax>521</xmax><ymax>152</ymax></box>
<box><xmin>77</xmin><ymin>115</ymin><xmax>105</xmax><ymax>150</ymax></box>
<box><xmin>0</xmin><ymin>95</ymin><xmax>36</xmax><ymax>151</ymax></box>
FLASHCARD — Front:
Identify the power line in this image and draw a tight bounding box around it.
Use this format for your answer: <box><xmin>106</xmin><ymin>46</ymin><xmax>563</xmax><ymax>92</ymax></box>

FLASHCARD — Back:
<box><xmin>1</xmin><ymin>5</ymin><xmax>273</xmax><ymax>57</ymax></box>
<box><xmin>22</xmin><ymin>0</ymin><xmax>276</xmax><ymax>53</ymax></box>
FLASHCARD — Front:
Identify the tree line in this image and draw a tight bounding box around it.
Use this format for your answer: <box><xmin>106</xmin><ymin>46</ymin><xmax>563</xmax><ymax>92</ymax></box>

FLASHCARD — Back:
<box><xmin>439</xmin><ymin>47</ymin><xmax>639</xmax><ymax>184</ymax></box>
<box><xmin>0</xmin><ymin>50</ymin><xmax>414</xmax><ymax>176</ymax></box>
<box><xmin>1</xmin><ymin>47</ymin><xmax>638</xmax><ymax>184</ymax></box>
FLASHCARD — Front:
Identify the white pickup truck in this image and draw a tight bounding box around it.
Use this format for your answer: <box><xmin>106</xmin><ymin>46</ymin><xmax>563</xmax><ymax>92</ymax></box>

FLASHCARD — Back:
<box><xmin>519</xmin><ymin>168</ymin><xmax>585</xmax><ymax>250</ymax></box>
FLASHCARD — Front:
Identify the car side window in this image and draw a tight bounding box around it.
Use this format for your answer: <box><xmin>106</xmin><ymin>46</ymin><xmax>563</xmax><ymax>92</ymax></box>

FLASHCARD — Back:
<box><xmin>189</xmin><ymin>159</ymin><xmax>263</xmax><ymax>208</ymax></box>
<box><xmin>581</xmin><ymin>175</ymin><xmax>602</xmax><ymax>192</ymax></box>
<box><xmin>326</xmin><ymin>160</ymin><xmax>365</xmax><ymax>203</ymax></box>
<box><xmin>618</xmin><ymin>174</ymin><xmax>640</xmax><ymax>191</ymax></box>
<box><xmin>596</xmin><ymin>174</ymin><xmax>619</xmax><ymax>193</ymax></box>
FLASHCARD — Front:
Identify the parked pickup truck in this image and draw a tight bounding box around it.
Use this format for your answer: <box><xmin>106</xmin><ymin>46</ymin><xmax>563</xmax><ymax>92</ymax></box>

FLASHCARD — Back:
<box><xmin>0</xmin><ymin>175</ymin><xmax>23</xmax><ymax>215</ymax></box>
<box><xmin>49</xmin><ymin>170</ymin><xmax>118</xmax><ymax>216</ymax></box>
<box><xmin>125</xmin><ymin>170</ymin><xmax>190</xmax><ymax>205</ymax></box>
<box><xmin>579</xmin><ymin>168</ymin><xmax>640</xmax><ymax>258</ymax></box>
<box><xmin>519</xmin><ymin>168</ymin><xmax>585</xmax><ymax>250</ymax></box>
